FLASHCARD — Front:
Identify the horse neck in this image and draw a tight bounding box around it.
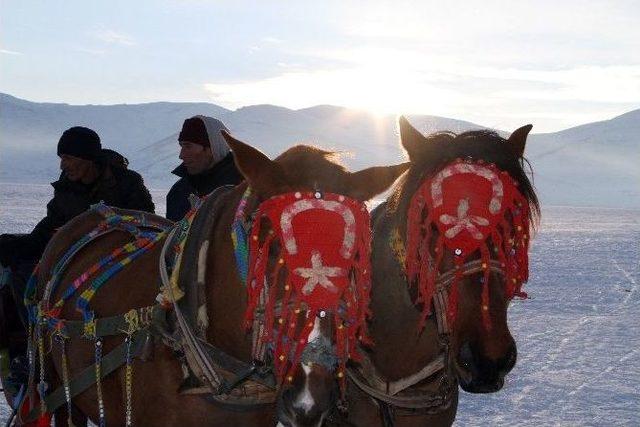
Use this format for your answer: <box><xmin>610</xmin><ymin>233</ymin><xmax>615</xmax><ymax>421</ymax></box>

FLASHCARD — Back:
<box><xmin>368</xmin><ymin>199</ymin><xmax>443</xmax><ymax>381</ymax></box>
<box><xmin>203</xmin><ymin>187</ymin><xmax>255</xmax><ymax>362</ymax></box>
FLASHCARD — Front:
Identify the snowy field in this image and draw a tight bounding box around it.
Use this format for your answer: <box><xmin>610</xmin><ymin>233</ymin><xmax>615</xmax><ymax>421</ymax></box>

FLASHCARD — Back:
<box><xmin>1</xmin><ymin>182</ymin><xmax>638</xmax><ymax>425</ymax></box>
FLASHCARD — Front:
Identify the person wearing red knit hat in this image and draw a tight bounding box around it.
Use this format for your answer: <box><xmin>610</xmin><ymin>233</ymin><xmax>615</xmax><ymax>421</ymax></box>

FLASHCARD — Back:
<box><xmin>166</xmin><ymin>116</ymin><xmax>243</xmax><ymax>221</ymax></box>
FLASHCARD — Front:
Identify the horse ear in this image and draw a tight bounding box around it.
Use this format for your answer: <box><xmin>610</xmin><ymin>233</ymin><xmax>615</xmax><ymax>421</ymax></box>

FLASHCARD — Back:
<box><xmin>221</xmin><ymin>130</ymin><xmax>288</xmax><ymax>194</ymax></box>
<box><xmin>507</xmin><ymin>124</ymin><xmax>533</xmax><ymax>157</ymax></box>
<box><xmin>346</xmin><ymin>162</ymin><xmax>410</xmax><ymax>201</ymax></box>
<box><xmin>399</xmin><ymin>116</ymin><xmax>427</xmax><ymax>162</ymax></box>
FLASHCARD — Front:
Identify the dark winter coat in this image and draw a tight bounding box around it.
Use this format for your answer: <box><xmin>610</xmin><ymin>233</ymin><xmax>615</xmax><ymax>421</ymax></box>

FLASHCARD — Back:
<box><xmin>0</xmin><ymin>151</ymin><xmax>155</xmax><ymax>266</ymax></box>
<box><xmin>166</xmin><ymin>153</ymin><xmax>243</xmax><ymax>221</ymax></box>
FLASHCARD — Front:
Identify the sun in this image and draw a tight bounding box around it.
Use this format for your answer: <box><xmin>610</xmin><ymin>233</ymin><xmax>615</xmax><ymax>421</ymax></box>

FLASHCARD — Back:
<box><xmin>205</xmin><ymin>48</ymin><xmax>457</xmax><ymax>119</ymax></box>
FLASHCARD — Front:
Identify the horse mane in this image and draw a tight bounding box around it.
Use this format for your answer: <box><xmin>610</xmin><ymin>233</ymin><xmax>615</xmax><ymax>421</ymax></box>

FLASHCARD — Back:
<box><xmin>389</xmin><ymin>129</ymin><xmax>540</xmax><ymax>227</ymax></box>
<box><xmin>275</xmin><ymin>144</ymin><xmax>347</xmax><ymax>179</ymax></box>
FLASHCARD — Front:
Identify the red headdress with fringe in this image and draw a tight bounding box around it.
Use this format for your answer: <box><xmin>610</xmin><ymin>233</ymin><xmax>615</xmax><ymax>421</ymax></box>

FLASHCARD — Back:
<box><xmin>405</xmin><ymin>159</ymin><xmax>531</xmax><ymax>330</ymax></box>
<box><xmin>245</xmin><ymin>191</ymin><xmax>372</xmax><ymax>384</ymax></box>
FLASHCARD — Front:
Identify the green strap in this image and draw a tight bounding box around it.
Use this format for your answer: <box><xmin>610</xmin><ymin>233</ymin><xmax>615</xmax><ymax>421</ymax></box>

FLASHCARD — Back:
<box><xmin>25</xmin><ymin>329</ymin><xmax>150</xmax><ymax>422</ymax></box>
<box><xmin>55</xmin><ymin>304</ymin><xmax>164</xmax><ymax>339</ymax></box>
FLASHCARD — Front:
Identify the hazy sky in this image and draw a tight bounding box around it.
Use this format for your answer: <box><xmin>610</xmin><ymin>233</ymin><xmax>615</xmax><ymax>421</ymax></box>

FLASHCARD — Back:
<box><xmin>1</xmin><ymin>0</ymin><xmax>639</xmax><ymax>132</ymax></box>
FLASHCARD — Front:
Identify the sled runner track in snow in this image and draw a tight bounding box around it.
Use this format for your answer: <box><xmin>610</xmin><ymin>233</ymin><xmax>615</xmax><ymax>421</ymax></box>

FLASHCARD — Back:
<box><xmin>612</xmin><ymin>258</ymin><xmax>638</xmax><ymax>306</ymax></box>
<box><xmin>567</xmin><ymin>347</ymin><xmax>640</xmax><ymax>397</ymax></box>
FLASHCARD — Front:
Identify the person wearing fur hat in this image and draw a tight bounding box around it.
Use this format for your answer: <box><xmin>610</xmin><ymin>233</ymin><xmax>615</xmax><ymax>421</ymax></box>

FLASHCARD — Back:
<box><xmin>0</xmin><ymin>126</ymin><xmax>155</xmax><ymax>398</ymax></box>
<box><xmin>166</xmin><ymin>116</ymin><xmax>243</xmax><ymax>221</ymax></box>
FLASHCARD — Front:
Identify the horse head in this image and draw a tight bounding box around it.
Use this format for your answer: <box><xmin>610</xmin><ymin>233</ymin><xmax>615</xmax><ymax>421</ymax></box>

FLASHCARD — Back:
<box><xmin>223</xmin><ymin>131</ymin><xmax>408</xmax><ymax>427</ymax></box>
<box><xmin>381</xmin><ymin>117</ymin><xmax>539</xmax><ymax>395</ymax></box>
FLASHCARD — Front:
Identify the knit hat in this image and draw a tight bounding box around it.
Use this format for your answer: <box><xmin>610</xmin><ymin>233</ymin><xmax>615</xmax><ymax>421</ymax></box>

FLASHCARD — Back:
<box><xmin>178</xmin><ymin>116</ymin><xmax>231</xmax><ymax>163</ymax></box>
<box><xmin>57</xmin><ymin>126</ymin><xmax>102</xmax><ymax>161</ymax></box>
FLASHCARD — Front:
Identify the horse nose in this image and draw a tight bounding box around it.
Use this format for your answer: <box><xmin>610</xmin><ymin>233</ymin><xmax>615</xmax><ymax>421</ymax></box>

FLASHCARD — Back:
<box><xmin>457</xmin><ymin>341</ymin><xmax>517</xmax><ymax>393</ymax></box>
<box><xmin>278</xmin><ymin>392</ymin><xmax>326</xmax><ymax>427</ymax></box>
<box><xmin>497</xmin><ymin>342</ymin><xmax>517</xmax><ymax>376</ymax></box>
<box><xmin>290</xmin><ymin>405</ymin><xmax>325</xmax><ymax>427</ymax></box>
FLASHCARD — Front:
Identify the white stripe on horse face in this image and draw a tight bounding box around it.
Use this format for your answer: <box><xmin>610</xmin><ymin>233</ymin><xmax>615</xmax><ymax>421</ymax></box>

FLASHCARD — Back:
<box><xmin>293</xmin><ymin>316</ymin><xmax>322</xmax><ymax>414</ymax></box>
<box><xmin>307</xmin><ymin>315</ymin><xmax>322</xmax><ymax>343</ymax></box>
<box><xmin>294</xmin><ymin>363</ymin><xmax>315</xmax><ymax>414</ymax></box>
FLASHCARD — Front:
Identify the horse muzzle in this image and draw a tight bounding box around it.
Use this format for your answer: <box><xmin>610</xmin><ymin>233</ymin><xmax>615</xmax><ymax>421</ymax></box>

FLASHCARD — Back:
<box><xmin>277</xmin><ymin>387</ymin><xmax>332</xmax><ymax>427</ymax></box>
<box><xmin>455</xmin><ymin>341</ymin><xmax>517</xmax><ymax>393</ymax></box>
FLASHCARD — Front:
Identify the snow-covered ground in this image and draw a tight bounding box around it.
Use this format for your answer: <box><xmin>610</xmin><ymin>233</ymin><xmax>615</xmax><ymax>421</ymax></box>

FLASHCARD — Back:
<box><xmin>1</xmin><ymin>182</ymin><xmax>638</xmax><ymax>425</ymax></box>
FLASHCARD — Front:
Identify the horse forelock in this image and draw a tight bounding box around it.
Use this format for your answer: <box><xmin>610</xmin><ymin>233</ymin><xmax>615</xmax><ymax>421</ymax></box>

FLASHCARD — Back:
<box><xmin>275</xmin><ymin>145</ymin><xmax>348</xmax><ymax>186</ymax></box>
<box><xmin>388</xmin><ymin>130</ymin><xmax>540</xmax><ymax>228</ymax></box>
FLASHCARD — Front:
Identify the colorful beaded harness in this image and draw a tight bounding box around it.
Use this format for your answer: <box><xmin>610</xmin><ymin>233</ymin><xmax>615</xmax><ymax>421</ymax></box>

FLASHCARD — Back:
<box><xmin>20</xmin><ymin>203</ymin><xmax>180</xmax><ymax>427</ymax></box>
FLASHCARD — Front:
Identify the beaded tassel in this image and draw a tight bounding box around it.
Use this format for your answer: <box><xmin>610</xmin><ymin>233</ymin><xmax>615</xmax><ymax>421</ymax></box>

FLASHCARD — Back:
<box><xmin>57</xmin><ymin>335</ymin><xmax>75</xmax><ymax>427</ymax></box>
<box><xmin>37</xmin><ymin>323</ymin><xmax>47</xmax><ymax>416</ymax></box>
<box><xmin>94</xmin><ymin>339</ymin><xmax>106</xmax><ymax>427</ymax></box>
<box><xmin>27</xmin><ymin>322</ymin><xmax>35</xmax><ymax>383</ymax></box>
<box><xmin>124</xmin><ymin>336</ymin><xmax>133</xmax><ymax>426</ymax></box>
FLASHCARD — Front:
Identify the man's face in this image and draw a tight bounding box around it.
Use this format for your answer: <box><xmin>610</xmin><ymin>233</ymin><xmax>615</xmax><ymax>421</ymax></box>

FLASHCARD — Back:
<box><xmin>179</xmin><ymin>141</ymin><xmax>214</xmax><ymax>175</ymax></box>
<box><xmin>59</xmin><ymin>154</ymin><xmax>95</xmax><ymax>182</ymax></box>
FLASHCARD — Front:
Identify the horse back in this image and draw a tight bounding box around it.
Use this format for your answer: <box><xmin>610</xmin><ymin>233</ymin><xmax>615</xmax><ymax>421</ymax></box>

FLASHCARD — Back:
<box><xmin>37</xmin><ymin>208</ymin><xmax>171</xmax><ymax>319</ymax></box>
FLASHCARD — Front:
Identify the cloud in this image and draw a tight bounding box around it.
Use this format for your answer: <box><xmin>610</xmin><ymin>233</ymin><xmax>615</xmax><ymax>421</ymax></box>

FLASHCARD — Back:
<box><xmin>94</xmin><ymin>30</ymin><xmax>136</xmax><ymax>46</ymax></box>
<box><xmin>1</xmin><ymin>49</ymin><xmax>23</xmax><ymax>56</ymax></box>
<box><xmin>74</xmin><ymin>47</ymin><xmax>106</xmax><ymax>55</ymax></box>
<box><xmin>262</xmin><ymin>36</ymin><xmax>283</xmax><ymax>44</ymax></box>
<box><xmin>472</xmin><ymin>65</ymin><xmax>640</xmax><ymax>104</ymax></box>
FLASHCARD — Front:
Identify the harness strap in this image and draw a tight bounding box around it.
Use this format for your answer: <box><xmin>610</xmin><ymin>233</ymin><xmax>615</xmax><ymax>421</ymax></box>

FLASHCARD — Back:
<box><xmin>160</xmin><ymin>227</ymin><xmax>278</xmax><ymax>401</ymax></box>
<box><xmin>160</xmin><ymin>226</ymin><xmax>224</xmax><ymax>391</ymax></box>
<box><xmin>433</xmin><ymin>289</ymin><xmax>450</xmax><ymax>335</ymax></box>
<box><xmin>176</xmin><ymin>185</ymin><xmax>235</xmax><ymax>338</ymax></box>
<box><xmin>196</xmin><ymin>338</ymin><xmax>276</xmax><ymax>390</ymax></box>
<box><xmin>38</xmin><ymin>205</ymin><xmax>171</xmax><ymax>308</ymax></box>
<box><xmin>158</xmin><ymin>187</ymin><xmax>278</xmax><ymax>405</ymax></box>
<box><xmin>436</xmin><ymin>259</ymin><xmax>505</xmax><ymax>289</ymax></box>
<box><xmin>49</xmin><ymin>304</ymin><xmax>163</xmax><ymax>339</ymax></box>
<box><xmin>350</xmin><ymin>232</ymin><xmax>507</xmax><ymax>413</ymax></box>
<box><xmin>347</xmin><ymin>348</ymin><xmax>446</xmax><ymax>397</ymax></box>
<box><xmin>23</xmin><ymin>328</ymin><xmax>150</xmax><ymax>423</ymax></box>
<box><xmin>346</xmin><ymin>360</ymin><xmax>450</xmax><ymax>410</ymax></box>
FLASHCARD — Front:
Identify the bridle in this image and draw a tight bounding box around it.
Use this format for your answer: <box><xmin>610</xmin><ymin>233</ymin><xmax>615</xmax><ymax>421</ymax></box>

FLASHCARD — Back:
<box><xmin>344</xmin><ymin>158</ymin><xmax>530</xmax><ymax>423</ymax></box>
<box><xmin>345</xmin><ymin>241</ymin><xmax>507</xmax><ymax>414</ymax></box>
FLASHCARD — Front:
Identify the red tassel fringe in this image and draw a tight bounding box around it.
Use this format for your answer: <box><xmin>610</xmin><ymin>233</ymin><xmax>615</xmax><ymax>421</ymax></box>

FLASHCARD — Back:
<box><xmin>244</xmin><ymin>193</ymin><xmax>373</xmax><ymax>387</ymax></box>
<box><xmin>405</xmin><ymin>161</ymin><xmax>531</xmax><ymax>331</ymax></box>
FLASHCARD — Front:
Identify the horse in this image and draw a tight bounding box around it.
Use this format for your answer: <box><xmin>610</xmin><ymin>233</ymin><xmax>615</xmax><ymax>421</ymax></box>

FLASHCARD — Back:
<box><xmin>332</xmin><ymin>117</ymin><xmax>540</xmax><ymax>426</ymax></box>
<box><xmin>22</xmin><ymin>132</ymin><xmax>408</xmax><ymax>427</ymax></box>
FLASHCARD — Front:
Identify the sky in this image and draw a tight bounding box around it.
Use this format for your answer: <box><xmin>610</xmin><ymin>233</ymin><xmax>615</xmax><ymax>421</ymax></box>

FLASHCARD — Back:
<box><xmin>1</xmin><ymin>0</ymin><xmax>639</xmax><ymax>132</ymax></box>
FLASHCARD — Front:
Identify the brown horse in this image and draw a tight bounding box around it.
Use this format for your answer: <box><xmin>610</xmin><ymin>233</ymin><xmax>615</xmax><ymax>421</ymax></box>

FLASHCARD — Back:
<box><xmin>27</xmin><ymin>133</ymin><xmax>408</xmax><ymax>427</ymax></box>
<box><xmin>332</xmin><ymin>118</ymin><xmax>540</xmax><ymax>426</ymax></box>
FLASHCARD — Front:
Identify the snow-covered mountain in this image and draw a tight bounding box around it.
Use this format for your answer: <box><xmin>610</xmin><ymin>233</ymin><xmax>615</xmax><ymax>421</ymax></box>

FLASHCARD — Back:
<box><xmin>524</xmin><ymin>110</ymin><xmax>640</xmax><ymax>208</ymax></box>
<box><xmin>1</xmin><ymin>93</ymin><xmax>638</xmax><ymax>208</ymax></box>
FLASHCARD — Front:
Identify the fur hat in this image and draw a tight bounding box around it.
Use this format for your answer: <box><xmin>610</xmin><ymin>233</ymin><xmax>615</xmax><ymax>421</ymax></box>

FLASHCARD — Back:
<box><xmin>57</xmin><ymin>126</ymin><xmax>102</xmax><ymax>161</ymax></box>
